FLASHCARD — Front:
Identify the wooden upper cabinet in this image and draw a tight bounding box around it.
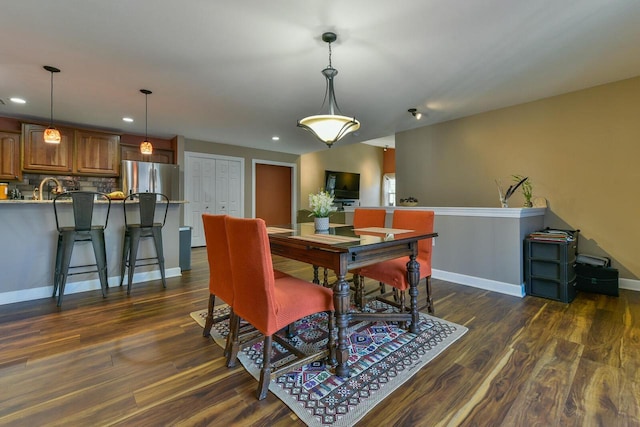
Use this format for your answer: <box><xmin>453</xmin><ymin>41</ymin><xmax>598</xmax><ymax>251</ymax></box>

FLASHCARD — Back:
<box><xmin>121</xmin><ymin>144</ymin><xmax>174</xmax><ymax>164</ymax></box>
<box><xmin>75</xmin><ymin>130</ymin><xmax>120</xmax><ymax>176</ymax></box>
<box><xmin>22</xmin><ymin>123</ymin><xmax>73</xmax><ymax>173</ymax></box>
<box><xmin>0</xmin><ymin>131</ymin><xmax>22</xmax><ymax>181</ymax></box>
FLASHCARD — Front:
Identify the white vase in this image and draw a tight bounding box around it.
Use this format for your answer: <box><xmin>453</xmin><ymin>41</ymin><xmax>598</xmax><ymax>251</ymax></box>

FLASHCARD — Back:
<box><xmin>314</xmin><ymin>216</ymin><xmax>329</xmax><ymax>231</ymax></box>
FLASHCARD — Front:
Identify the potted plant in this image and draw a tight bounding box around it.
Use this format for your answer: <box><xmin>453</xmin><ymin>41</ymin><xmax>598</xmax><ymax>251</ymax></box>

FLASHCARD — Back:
<box><xmin>513</xmin><ymin>175</ymin><xmax>533</xmax><ymax>207</ymax></box>
<box><xmin>398</xmin><ymin>196</ymin><xmax>418</xmax><ymax>207</ymax></box>
<box><xmin>308</xmin><ymin>190</ymin><xmax>335</xmax><ymax>231</ymax></box>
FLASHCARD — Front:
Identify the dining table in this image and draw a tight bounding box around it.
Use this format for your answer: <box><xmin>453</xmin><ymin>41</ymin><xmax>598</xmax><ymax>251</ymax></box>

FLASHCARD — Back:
<box><xmin>267</xmin><ymin>223</ymin><xmax>438</xmax><ymax>378</ymax></box>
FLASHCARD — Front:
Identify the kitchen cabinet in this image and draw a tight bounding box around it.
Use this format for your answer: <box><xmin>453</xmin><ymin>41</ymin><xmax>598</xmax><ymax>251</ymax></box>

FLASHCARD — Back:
<box><xmin>121</xmin><ymin>144</ymin><xmax>174</xmax><ymax>164</ymax></box>
<box><xmin>0</xmin><ymin>131</ymin><xmax>22</xmax><ymax>181</ymax></box>
<box><xmin>75</xmin><ymin>130</ymin><xmax>120</xmax><ymax>176</ymax></box>
<box><xmin>22</xmin><ymin>123</ymin><xmax>74</xmax><ymax>173</ymax></box>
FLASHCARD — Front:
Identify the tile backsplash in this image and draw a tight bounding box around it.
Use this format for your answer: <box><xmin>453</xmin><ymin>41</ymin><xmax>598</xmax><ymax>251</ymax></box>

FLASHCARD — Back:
<box><xmin>10</xmin><ymin>174</ymin><xmax>118</xmax><ymax>200</ymax></box>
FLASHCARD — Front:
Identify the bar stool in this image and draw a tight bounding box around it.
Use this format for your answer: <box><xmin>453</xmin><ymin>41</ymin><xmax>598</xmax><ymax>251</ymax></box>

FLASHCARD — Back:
<box><xmin>120</xmin><ymin>192</ymin><xmax>169</xmax><ymax>294</ymax></box>
<box><xmin>53</xmin><ymin>191</ymin><xmax>111</xmax><ymax>307</ymax></box>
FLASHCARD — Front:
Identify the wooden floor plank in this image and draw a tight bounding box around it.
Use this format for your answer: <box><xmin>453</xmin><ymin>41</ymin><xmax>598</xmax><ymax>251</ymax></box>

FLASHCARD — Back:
<box><xmin>0</xmin><ymin>247</ymin><xmax>637</xmax><ymax>426</ymax></box>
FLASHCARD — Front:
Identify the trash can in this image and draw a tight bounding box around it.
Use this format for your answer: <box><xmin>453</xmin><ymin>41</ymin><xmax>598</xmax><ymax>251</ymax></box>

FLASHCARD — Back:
<box><xmin>179</xmin><ymin>226</ymin><xmax>192</xmax><ymax>271</ymax></box>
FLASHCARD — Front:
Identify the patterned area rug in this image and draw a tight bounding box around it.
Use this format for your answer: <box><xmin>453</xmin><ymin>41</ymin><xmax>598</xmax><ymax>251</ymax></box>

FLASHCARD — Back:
<box><xmin>191</xmin><ymin>301</ymin><xmax>467</xmax><ymax>427</ymax></box>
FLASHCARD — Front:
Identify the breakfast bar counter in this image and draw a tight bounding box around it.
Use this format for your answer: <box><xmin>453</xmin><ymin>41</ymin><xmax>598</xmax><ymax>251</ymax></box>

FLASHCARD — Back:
<box><xmin>344</xmin><ymin>206</ymin><xmax>546</xmax><ymax>296</ymax></box>
<box><xmin>0</xmin><ymin>199</ymin><xmax>184</xmax><ymax>305</ymax></box>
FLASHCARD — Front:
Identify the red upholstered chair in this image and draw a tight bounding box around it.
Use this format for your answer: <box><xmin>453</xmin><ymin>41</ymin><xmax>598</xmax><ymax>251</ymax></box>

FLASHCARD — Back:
<box><xmin>351</xmin><ymin>208</ymin><xmax>387</xmax><ymax>307</ymax></box>
<box><xmin>357</xmin><ymin>210</ymin><xmax>436</xmax><ymax>314</ymax></box>
<box><xmin>201</xmin><ymin>214</ymin><xmax>233</xmax><ymax>338</ymax></box>
<box><xmin>225</xmin><ymin>216</ymin><xmax>335</xmax><ymax>400</ymax></box>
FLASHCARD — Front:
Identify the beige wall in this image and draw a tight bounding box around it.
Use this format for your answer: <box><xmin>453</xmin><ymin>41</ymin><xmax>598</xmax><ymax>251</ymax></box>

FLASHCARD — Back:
<box><xmin>396</xmin><ymin>76</ymin><xmax>640</xmax><ymax>280</ymax></box>
<box><xmin>300</xmin><ymin>142</ymin><xmax>383</xmax><ymax>208</ymax></box>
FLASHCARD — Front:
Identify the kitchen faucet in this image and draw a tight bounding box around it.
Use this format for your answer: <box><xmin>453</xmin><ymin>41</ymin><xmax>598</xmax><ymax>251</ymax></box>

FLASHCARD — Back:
<box><xmin>38</xmin><ymin>177</ymin><xmax>63</xmax><ymax>200</ymax></box>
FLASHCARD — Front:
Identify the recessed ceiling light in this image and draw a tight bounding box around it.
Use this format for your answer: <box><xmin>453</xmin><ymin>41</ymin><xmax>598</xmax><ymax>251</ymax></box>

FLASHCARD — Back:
<box><xmin>10</xmin><ymin>97</ymin><xmax>26</xmax><ymax>104</ymax></box>
<box><xmin>122</xmin><ymin>117</ymin><xmax>134</xmax><ymax>123</ymax></box>
<box><xmin>272</xmin><ymin>136</ymin><xmax>280</xmax><ymax>141</ymax></box>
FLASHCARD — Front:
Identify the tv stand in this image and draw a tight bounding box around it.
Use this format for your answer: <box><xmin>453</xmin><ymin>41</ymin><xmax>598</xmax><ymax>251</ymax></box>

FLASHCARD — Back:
<box><xmin>334</xmin><ymin>199</ymin><xmax>359</xmax><ymax>210</ymax></box>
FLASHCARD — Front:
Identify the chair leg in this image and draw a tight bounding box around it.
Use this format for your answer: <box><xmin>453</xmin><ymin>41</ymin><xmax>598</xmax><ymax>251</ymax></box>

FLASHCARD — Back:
<box><xmin>52</xmin><ymin>234</ymin><xmax>63</xmax><ymax>298</ymax></box>
<box><xmin>425</xmin><ymin>276</ymin><xmax>434</xmax><ymax>314</ymax></box>
<box><xmin>227</xmin><ymin>311</ymin><xmax>240</xmax><ymax>368</ymax></box>
<box><xmin>127</xmin><ymin>229</ymin><xmax>141</xmax><ymax>295</ymax></box>
<box><xmin>203</xmin><ymin>294</ymin><xmax>216</xmax><ymax>337</ymax></box>
<box><xmin>257</xmin><ymin>335</ymin><xmax>272</xmax><ymax>400</ymax></box>
<box><xmin>151</xmin><ymin>227</ymin><xmax>166</xmax><ymax>288</ymax></box>
<box><xmin>120</xmin><ymin>232</ymin><xmax>130</xmax><ymax>287</ymax></box>
<box><xmin>56</xmin><ymin>233</ymin><xmax>75</xmax><ymax>307</ymax></box>
<box><xmin>353</xmin><ymin>274</ymin><xmax>362</xmax><ymax>309</ymax></box>
<box><xmin>90</xmin><ymin>230</ymin><xmax>108</xmax><ymax>298</ymax></box>
<box><xmin>326</xmin><ymin>311</ymin><xmax>336</xmax><ymax>366</ymax></box>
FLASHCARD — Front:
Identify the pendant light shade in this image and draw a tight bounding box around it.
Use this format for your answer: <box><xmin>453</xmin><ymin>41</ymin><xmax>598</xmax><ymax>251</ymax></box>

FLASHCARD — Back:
<box><xmin>297</xmin><ymin>32</ymin><xmax>360</xmax><ymax>148</ymax></box>
<box><xmin>140</xmin><ymin>89</ymin><xmax>153</xmax><ymax>155</ymax></box>
<box><xmin>43</xmin><ymin>66</ymin><xmax>61</xmax><ymax>144</ymax></box>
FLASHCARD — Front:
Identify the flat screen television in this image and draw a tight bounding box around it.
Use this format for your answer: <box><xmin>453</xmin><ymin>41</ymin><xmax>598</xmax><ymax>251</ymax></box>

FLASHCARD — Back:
<box><xmin>325</xmin><ymin>170</ymin><xmax>360</xmax><ymax>200</ymax></box>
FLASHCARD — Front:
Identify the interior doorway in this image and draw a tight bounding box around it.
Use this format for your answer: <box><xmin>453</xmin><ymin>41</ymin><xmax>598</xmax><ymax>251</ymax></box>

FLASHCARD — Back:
<box><xmin>253</xmin><ymin>160</ymin><xmax>296</xmax><ymax>225</ymax></box>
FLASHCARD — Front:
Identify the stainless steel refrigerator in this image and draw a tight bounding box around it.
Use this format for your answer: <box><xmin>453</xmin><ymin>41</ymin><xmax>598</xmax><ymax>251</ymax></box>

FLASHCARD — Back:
<box><xmin>121</xmin><ymin>160</ymin><xmax>179</xmax><ymax>199</ymax></box>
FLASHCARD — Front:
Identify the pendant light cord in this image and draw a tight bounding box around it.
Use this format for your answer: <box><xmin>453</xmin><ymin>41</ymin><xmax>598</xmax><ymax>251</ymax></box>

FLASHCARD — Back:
<box><xmin>49</xmin><ymin>70</ymin><xmax>54</xmax><ymax>127</ymax></box>
<box><xmin>145</xmin><ymin>92</ymin><xmax>148</xmax><ymax>140</ymax></box>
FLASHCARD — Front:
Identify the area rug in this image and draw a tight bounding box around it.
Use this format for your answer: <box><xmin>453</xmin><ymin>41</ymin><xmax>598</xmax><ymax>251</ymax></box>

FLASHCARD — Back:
<box><xmin>191</xmin><ymin>301</ymin><xmax>467</xmax><ymax>427</ymax></box>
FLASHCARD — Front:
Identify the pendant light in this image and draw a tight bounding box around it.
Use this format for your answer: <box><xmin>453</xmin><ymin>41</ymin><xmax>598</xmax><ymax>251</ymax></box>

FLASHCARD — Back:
<box><xmin>297</xmin><ymin>32</ymin><xmax>360</xmax><ymax>148</ymax></box>
<box><xmin>139</xmin><ymin>89</ymin><xmax>153</xmax><ymax>155</ymax></box>
<box><xmin>43</xmin><ymin>65</ymin><xmax>61</xmax><ymax>144</ymax></box>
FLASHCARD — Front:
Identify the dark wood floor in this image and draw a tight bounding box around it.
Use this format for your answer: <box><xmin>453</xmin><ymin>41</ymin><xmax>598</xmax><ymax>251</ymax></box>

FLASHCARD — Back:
<box><xmin>1</xmin><ymin>248</ymin><xmax>638</xmax><ymax>426</ymax></box>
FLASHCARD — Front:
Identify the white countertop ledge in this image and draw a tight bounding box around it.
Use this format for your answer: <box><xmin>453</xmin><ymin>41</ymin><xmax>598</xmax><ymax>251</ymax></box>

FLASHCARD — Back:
<box><xmin>343</xmin><ymin>206</ymin><xmax>547</xmax><ymax>218</ymax></box>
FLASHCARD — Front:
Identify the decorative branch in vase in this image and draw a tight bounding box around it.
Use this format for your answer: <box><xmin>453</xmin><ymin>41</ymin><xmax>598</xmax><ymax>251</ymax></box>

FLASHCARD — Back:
<box><xmin>495</xmin><ymin>176</ymin><xmax>528</xmax><ymax>208</ymax></box>
<box><xmin>513</xmin><ymin>174</ymin><xmax>533</xmax><ymax>207</ymax></box>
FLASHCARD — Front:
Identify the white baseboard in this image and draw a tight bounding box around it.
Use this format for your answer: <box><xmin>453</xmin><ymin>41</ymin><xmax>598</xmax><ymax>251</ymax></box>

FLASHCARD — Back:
<box><xmin>0</xmin><ymin>267</ymin><xmax>182</xmax><ymax>306</ymax></box>
<box><xmin>620</xmin><ymin>278</ymin><xmax>640</xmax><ymax>292</ymax></box>
<box><xmin>432</xmin><ymin>269</ymin><xmax>525</xmax><ymax>297</ymax></box>
<box><xmin>433</xmin><ymin>269</ymin><xmax>640</xmax><ymax>297</ymax></box>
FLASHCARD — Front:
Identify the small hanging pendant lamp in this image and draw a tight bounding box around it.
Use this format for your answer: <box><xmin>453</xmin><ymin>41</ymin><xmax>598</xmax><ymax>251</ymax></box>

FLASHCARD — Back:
<box><xmin>139</xmin><ymin>89</ymin><xmax>153</xmax><ymax>155</ymax></box>
<box><xmin>43</xmin><ymin>65</ymin><xmax>61</xmax><ymax>144</ymax></box>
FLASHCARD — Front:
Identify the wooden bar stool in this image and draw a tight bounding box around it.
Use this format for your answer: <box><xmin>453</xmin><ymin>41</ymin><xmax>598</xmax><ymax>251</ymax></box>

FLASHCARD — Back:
<box><xmin>53</xmin><ymin>191</ymin><xmax>111</xmax><ymax>307</ymax></box>
<box><xmin>119</xmin><ymin>192</ymin><xmax>169</xmax><ymax>294</ymax></box>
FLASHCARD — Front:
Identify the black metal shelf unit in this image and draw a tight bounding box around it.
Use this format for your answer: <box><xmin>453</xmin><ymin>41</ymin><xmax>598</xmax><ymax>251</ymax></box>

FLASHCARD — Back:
<box><xmin>524</xmin><ymin>230</ymin><xmax>579</xmax><ymax>303</ymax></box>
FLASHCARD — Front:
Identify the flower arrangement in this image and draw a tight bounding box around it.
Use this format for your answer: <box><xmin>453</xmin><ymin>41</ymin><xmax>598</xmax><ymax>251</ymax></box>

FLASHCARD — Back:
<box><xmin>308</xmin><ymin>190</ymin><xmax>335</xmax><ymax>218</ymax></box>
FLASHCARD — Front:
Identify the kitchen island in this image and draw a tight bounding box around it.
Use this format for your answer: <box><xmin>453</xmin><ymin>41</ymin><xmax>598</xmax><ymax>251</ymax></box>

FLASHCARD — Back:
<box><xmin>344</xmin><ymin>206</ymin><xmax>546</xmax><ymax>296</ymax></box>
<box><xmin>0</xmin><ymin>199</ymin><xmax>184</xmax><ymax>305</ymax></box>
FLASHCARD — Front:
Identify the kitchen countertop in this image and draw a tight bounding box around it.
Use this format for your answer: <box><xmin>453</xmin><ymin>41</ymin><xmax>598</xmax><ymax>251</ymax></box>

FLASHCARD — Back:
<box><xmin>0</xmin><ymin>199</ymin><xmax>187</xmax><ymax>204</ymax></box>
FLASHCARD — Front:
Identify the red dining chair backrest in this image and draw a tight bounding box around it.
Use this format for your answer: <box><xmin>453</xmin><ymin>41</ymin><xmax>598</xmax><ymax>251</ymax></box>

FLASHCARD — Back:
<box><xmin>202</xmin><ymin>214</ymin><xmax>234</xmax><ymax>305</ymax></box>
<box><xmin>393</xmin><ymin>209</ymin><xmax>435</xmax><ymax>274</ymax></box>
<box><xmin>353</xmin><ymin>208</ymin><xmax>386</xmax><ymax>229</ymax></box>
<box><xmin>225</xmin><ymin>217</ymin><xmax>283</xmax><ymax>335</ymax></box>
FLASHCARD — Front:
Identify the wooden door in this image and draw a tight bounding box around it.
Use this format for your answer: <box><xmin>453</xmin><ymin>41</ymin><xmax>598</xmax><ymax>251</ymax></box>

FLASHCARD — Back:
<box><xmin>255</xmin><ymin>163</ymin><xmax>292</xmax><ymax>225</ymax></box>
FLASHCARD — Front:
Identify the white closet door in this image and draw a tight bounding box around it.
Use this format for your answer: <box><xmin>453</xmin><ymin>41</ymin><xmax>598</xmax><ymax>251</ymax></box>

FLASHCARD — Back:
<box><xmin>185</xmin><ymin>152</ymin><xmax>244</xmax><ymax>247</ymax></box>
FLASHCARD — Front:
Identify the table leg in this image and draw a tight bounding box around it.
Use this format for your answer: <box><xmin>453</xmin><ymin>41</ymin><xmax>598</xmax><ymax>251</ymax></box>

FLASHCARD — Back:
<box><xmin>407</xmin><ymin>252</ymin><xmax>420</xmax><ymax>334</ymax></box>
<box><xmin>333</xmin><ymin>272</ymin><xmax>351</xmax><ymax>378</ymax></box>
<box><xmin>312</xmin><ymin>265</ymin><xmax>320</xmax><ymax>285</ymax></box>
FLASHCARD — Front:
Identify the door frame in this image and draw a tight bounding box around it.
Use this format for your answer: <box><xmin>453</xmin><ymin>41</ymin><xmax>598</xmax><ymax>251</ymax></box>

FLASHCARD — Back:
<box><xmin>252</xmin><ymin>159</ymin><xmax>297</xmax><ymax>222</ymax></box>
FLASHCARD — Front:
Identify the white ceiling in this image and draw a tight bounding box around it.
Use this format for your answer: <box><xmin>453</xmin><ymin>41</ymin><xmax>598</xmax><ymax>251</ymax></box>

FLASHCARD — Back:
<box><xmin>1</xmin><ymin>1</ymin><xmax>640</xmax><ymax>155</ymax></box>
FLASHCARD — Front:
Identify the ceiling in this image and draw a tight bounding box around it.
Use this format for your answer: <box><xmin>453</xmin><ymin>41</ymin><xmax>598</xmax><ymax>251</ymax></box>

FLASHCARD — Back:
<box><xmin>1</xmin><ymin>1</ymin><xmax>640</xmax><ymax>155</ymax></box>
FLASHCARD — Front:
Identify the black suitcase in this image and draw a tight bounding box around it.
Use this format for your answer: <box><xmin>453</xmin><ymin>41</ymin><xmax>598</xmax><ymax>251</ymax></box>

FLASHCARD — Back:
<box><xmin>575</xmin><ymin>263</ymin><xmax>619</xmax><ymax>297</ymax></box>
